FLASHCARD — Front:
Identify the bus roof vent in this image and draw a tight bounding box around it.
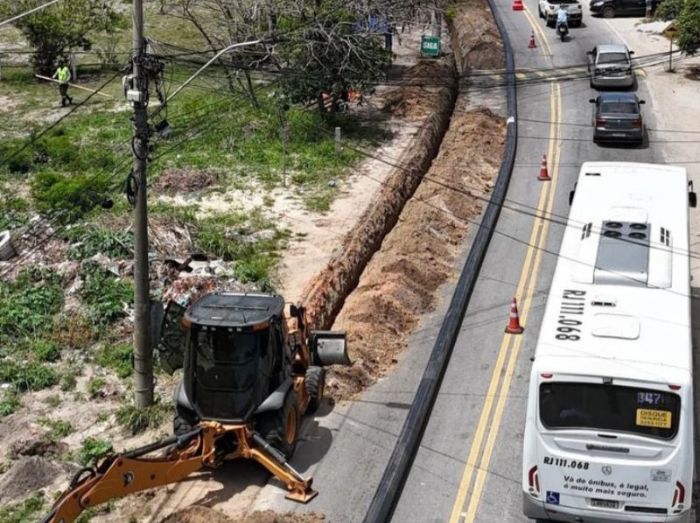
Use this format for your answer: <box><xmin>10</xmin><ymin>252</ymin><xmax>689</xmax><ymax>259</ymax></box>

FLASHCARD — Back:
<box><xmin>591</xmin><ymin>313</ymin><xmax>640</xmax><ymax>340</ymax></box>
<box><xmin>594</xmin><ymin>221</ymin><xmax>649</xmax><ymax>287</ymax></box>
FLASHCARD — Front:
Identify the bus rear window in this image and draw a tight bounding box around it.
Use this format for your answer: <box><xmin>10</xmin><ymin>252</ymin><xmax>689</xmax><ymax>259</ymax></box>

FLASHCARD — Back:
<box><xmin>539</xmin><ymin>382</ymin><xmax>680</xmax><ymax>440</ymax></box>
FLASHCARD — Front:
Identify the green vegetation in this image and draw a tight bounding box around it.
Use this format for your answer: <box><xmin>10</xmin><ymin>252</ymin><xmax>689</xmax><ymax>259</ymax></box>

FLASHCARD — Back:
<box><xmin>77</xmin><ymin>437</ymin><xmax>113</xmax><ymax>466</ymax></box>
<box><xmin>79</xmin><ymin>264</ymin><xmax>133</xmax><ymax>327</ymax></box>
<box><xmin>0</xmin><ymin>390</ymin><xmax>20</xmax><ymax>417</ymax></box>
<box><xmin>38</xmin><ymin>417</ymin><xmax>73</xmax><ymax>440</ymax></box>
<box><xmin>0</xmin><ymin>361</ymin><xmax>57</xmax><ymax>392</ymax></box>
<box><xmin>0</xmin><ymin>268</ymin><xmax>64</xmax><ymax>343</ymax></box>
<box><xmin>87</xmin><ymin>376</ymin><xmax>106</xmax><ymax>398</ymax></box>
<box><xmin>30</xmin><ymin>339</ymin><xmax>61</xmax><ymax>362</ymax></box>
<box><xmin>45</xmin><ymin>394</ymin><xmax>62</xmax><ymax>407</ymax></box>
<box><xmin>58</xmin><ymin>366</ymin><xmax>80</xmax><ymax>391</ymax></box>
<box><xmin>66</xmin><ymin>225</ymin><xmax>133</xmax><ymax>260</ymax></box>
<box><xmin>0</xmin><ymin>195</ymin><xmax>30</xmax><ymax>231</ymax></box>
<box><xmin>657</xmin><ymin>0</ymin><xmax>700</xmax><ymax>54</ymax></box>
<box><xmin>0</xmin><ymin>492</ymin><xmax>45</xmax><ymax>523</ymax></box>
<box><xmin>115</xmin><ymin>402</ymin><xmax>169</xmax><ymax>435</ymax></box>
<box><xmin>96</xmin><ymin>343</ymin><xmax>133</xmax><ymax>378</ymax></box>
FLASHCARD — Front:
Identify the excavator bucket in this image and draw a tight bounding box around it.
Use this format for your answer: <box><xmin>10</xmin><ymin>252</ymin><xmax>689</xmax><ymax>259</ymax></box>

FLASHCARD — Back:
<box><xmin>310</xmin><ymin>330</ymin><xmax>350</xmax><ymax>366</ymax></box>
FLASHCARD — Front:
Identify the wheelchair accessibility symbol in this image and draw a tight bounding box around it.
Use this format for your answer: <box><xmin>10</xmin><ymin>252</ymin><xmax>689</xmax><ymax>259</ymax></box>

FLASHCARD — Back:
<box><xmin>546</xmin><ymin>491</ymin><xmax>560</xmax><ymax>505</ymax></box>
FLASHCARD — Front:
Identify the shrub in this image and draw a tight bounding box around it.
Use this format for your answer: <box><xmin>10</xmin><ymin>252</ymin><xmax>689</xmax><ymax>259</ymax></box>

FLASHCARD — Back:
<box><xmin>0</xmin><ymin>491</ymin><xmax>45</xmax><ymax>523</ymax></box>
<box><xmin>31</xmin><ymin>170</ymin><xmax>111</xmax><ymax>222</ymax></box>
<box><xmin>30</xmin><ymin>339</ymin><xmax>61</xmax><ymax>362</ymax></box>
<box><xmin>0</xmin><ymin>195</ymin><xmax>30</xmax><ymax>231</ymax></box>
<box><xmin>66</xmin><ymin>225</ymin><xmax>133</xmax><ymax>260</ymax></box>
<box><xmin>38</xmin><ymin>417</ymin><xmax>73</xmax><ymax>440</ymax></box>
<box><xmin>0</xmin><ymin>390</ymin><xmax>20</xmax><ymax>417</ymax></box>
<box><xmin>115</xmin><ymin>402</ymin><xmax>169</xmax><ymax>435</ymax></box>
<box><xmin>0</xmin><ymin>361</ymin><xmax>57</xmax><ymax>392</ymax></box>
<box><xmin>96</xmin><ymin>343</ymin><xmax>133</xmax><ymax>378</ymax></box>
<box><xmin>79</xmin><ymin>264</ymin><xmax>133</xmax><ymax>326</ymax></box>
<box><xmin>0</xmin><ymin>268</ymin><xmax>64</xmax><ymax>340</ymax></box>
<box><xmin>77</xmin><ymin>437</ymin><xmax>113</xmax><ymax>466</ymax></box>
<box><xmin>87</xmin><ymin>376</ymin><xmax>106</xmax><ymax>398</ymax></box>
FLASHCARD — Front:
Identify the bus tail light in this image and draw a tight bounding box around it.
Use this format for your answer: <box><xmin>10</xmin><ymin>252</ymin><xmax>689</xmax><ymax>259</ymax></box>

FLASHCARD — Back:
<box><xmin>540</xmin><ymin>373</ymin><xmax>553</xmax><ymax>379</ymax></box>
<box><xmin>669</xmin><ymin>384</ymin><xmax>681</xmax><ymax>390</ymax></box>
<box><xmin>528</xmin><ymin>465</ymin><xmax>540</xmax><ymax>495</ymax></box>
<box><xmin>672</xmin><ymin>481</ymin><xmax>685</xmax><ymax>507</ymax></box>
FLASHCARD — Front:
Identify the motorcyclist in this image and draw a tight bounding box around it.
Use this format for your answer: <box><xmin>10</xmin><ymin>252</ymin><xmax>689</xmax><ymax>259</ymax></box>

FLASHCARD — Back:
<box><xmin>555</xmin><ymin>5</ymin><xmax>569</xmax><ymax>32</ymax></box>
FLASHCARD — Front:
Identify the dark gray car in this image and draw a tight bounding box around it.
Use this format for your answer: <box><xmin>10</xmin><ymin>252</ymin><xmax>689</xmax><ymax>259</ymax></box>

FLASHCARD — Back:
<box><xmin>589</xmin><ymin>92</ymin><xmax>645</xmax><ymax>144</ymax></box>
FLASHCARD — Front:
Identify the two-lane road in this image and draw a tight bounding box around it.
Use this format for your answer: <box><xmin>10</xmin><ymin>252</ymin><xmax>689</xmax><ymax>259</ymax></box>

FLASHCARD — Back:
<box><xmin>391</xmin><ymin>1</ymin><xmax>668</xmax><ymax>522</ymax></box>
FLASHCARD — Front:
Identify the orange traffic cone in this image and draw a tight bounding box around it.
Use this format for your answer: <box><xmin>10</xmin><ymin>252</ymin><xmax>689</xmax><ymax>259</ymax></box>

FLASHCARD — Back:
<box><xmin>505</xmin><ymin>297</ymin><xmax>524</xmax><ymax>334</ymax></box>
<box><xmin>512</xmin><ymin>0</ymin><xmax>524</xmax><ymax>10</ymax></box>
<box><xmin>538</xmin><ymin>154</ymin><xmax>551</xmax><ymax>181</ymax></box>
<box><xmin>528</xmin><ymin>32</ymin><xmax>537</xmax><ymax>49</ymax></box>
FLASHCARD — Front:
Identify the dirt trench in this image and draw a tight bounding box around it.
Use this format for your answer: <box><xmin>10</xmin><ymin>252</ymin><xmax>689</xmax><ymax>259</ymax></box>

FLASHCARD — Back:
<box><xmin>310</xmin><ymin>0</ymin><xmax>507</xmax><ymax>398</ymax></box>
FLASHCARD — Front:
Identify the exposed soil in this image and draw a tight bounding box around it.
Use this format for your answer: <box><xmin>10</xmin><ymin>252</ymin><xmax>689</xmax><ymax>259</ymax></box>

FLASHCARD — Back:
<box><xmin>329</xmin><ymin>105</ymin><xmax>505</xmax><ymax>397</ymax></box>
<box><xmin>160</xmin><ymin>507</ymin><xmax>325</xmax><ymax>523</ymax></box>
<box><xmin>450</xmin><ymin>0</ymin><xmax>505</xmax><ymax>72</ymax></box>
<box><xmin>0</xmin><ymin>456</ymin><xmax>75</xmax><ymax>505</ymax></box>
<box><xmin>152</xmin><ymin>168</ymin><xmax>218</xmax><ymax>194</ymax></box>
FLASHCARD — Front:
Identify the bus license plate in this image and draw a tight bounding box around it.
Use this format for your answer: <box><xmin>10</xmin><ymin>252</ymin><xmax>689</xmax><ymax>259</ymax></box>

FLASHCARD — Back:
<box><xmin>591</xmin><ymin>499</ymin><xmax>619</xmax><ymax>509</ymax></box>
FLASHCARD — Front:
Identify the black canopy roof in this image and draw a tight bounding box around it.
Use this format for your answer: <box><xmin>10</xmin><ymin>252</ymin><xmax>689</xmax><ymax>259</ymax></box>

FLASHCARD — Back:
<box><xmin>186</xmin><ymin>293</ymin><xmax>285</xmax><ymax>328</ymax></box>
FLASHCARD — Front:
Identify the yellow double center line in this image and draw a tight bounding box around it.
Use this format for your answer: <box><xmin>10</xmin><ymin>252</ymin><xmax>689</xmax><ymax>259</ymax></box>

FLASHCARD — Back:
<box><xmin>448</xmin><ymin>12</ymin><xmax>561</xmax><ymax>523</ymax></box>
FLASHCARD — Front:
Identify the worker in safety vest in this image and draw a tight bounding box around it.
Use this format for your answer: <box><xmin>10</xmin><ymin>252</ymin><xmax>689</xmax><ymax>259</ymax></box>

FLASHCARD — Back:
<box><xmin>52</xmin><ymin>61</ymin><xmax>73</xmax><ymax>107</ymax></box>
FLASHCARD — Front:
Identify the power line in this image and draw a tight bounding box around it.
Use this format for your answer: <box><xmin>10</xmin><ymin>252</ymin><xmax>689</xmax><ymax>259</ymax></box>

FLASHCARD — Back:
<box><xmin>0</xmin><ymin>0</ymin><xmax>62</xmax><ymax>28</ymax></box>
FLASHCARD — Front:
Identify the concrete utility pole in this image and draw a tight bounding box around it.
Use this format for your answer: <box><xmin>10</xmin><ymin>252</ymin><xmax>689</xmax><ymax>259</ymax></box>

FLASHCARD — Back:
<box><xmin>131</xmin><ymin>0</ymin><xmax>153</xmax><ymax>408</ymax></box>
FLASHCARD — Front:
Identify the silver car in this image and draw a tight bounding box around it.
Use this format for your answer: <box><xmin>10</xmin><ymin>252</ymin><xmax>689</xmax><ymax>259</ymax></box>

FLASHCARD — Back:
<box><xmin>587</xmin><ymin>44</ymin><xmax>635</xmax><ymax>89</ymax></box>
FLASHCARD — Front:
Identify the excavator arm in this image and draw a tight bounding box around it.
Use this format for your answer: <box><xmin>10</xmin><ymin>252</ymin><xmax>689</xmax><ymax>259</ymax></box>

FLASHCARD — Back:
<box><xmin>41</xmin><ymin>426</ymin><xmax>220</xmax><ymax>523</ymax></box>
<box><xmin>41</xmin><ymin>422</ymin><xmax>317</xmax><ymax>523</ymax></box>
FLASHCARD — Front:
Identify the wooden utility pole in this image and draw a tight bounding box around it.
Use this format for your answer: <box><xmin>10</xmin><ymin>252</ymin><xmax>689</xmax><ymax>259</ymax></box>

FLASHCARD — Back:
<box><xmin>131</xmin><ymin>0</ymin><xmax>153</xmax><ymax>407</ymax></box>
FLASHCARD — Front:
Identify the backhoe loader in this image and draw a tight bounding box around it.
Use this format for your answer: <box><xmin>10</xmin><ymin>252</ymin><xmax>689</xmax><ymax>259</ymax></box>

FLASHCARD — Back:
<box><xmin>41</xmin><ymin>292</ymin><xmax>349</xmax><ymax>523</ymax></box>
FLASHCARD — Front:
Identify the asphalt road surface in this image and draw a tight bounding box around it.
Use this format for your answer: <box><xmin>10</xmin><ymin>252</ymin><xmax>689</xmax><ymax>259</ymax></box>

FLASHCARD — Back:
<box><xmin>252</xmin><ymin>1</ymin><xmax>694</xmax><ymax>522</ymax></box>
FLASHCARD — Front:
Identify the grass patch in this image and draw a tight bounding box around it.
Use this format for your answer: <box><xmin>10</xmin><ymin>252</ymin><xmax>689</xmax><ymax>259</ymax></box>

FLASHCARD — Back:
<box><xmin>29</xmin><ymin>339</ymin><xmax>61</xmax><ymax>362</ymax></box>
<box><xmin>65</xmin><ymin>224</ymin><xmax>133</xmax><ymax>260</ymax></box>
<box><xmin>0</xmin><ymin>267</ymin><xmax>64</xmax><ymax>343</ymax></box>
<box><xmin>0</xmin><ymin>390</ymin><xmax>20</xmax><ymax>417</ymax></box>
<box><xmin>77</xmin><ymin>437</ymin><xmax>113</xmax><ymax>466</ymax></box>
<box><xmin>79</xmin><ymin>263</ymin><xmax>133</xmax><ymax>327</ymax></box>
<box><xmin>38</xmin><ymin>417</ymin><xmax>73</xmax><ymax>440</ymax></box>
<box><xmin>96</xmin><ymin>343</ymin><xmax>132</xmax><ymax>378</ymax></box>
<box><xmin>115</xmin><ymin>402</ymin><xmax>170</xmax><ymax>435</ymax></box>
<box><xmin>0</xmin><ymin>194</ymin><xmax>30</xmax><ymax>231</ymax></box>
<box><xmin>0</xmin><ymin>492</ymin><xmax>45</xmax><ymax>523</ymax></box>
<box><xmin>58</xmin><ymin>366</ymin><xmax>81</xmax><ymax>392</ymax></box>
<box><xmin>0</xmin><ymin>361</ymin><xmax>57</xmax><ymax>392</ymax></box>
<box><xmin>87</xmin><ymin>377</ymin><xmax>106</xmax><ymax>398</ymax></box>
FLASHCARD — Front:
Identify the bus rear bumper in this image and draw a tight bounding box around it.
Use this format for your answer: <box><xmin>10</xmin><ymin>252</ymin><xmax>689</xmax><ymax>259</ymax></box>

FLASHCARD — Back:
<box><xmin>523</xmin><ymin>493</ymin><xmax>691</xmax><ymax>522</ymax></box>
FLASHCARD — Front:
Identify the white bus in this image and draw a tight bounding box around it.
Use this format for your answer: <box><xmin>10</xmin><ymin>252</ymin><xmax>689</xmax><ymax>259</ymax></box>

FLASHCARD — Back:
<box><xmin>522</xmin><ymin>162</ymin><xmax>696</xmax><ymax>522</ymax></box>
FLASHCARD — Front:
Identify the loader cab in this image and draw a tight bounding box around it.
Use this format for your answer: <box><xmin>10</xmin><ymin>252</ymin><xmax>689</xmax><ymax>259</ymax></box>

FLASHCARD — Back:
<box><xmin>182</xmin><ymin>293</ymin><xmax>290</xmax><ymax>423</ymax></box>
<box><xmin>160</xmin><ymin>293</ymin><xmax>291</xmax><ymax>424</ymax></box>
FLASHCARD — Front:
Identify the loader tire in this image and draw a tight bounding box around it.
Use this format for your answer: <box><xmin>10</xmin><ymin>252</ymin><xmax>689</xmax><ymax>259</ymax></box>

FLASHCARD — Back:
<box><xmin>173</xmin><ymin>407</ymin><xmax>197</xmax><ymax>436</ymax></box>
<box><xmin>305</xmin><ymin>366</ymin><xmax>325</xmax><ymax>413</ymax></box>
<box><xmin>258</xmin><ymin>390</ymin><xmax>300</xmax><ymax>459</ymax></box>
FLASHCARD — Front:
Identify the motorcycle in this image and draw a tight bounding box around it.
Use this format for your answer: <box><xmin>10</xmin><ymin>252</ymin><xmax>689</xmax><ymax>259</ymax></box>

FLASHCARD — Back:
<box><xmin>557</xmin><ymin>22</ymin><xmax>569</xmax><ymax>41</ymax></box>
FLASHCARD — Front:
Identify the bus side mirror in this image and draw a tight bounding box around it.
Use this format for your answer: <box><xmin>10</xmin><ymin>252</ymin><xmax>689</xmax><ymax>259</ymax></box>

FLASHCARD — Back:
<box><xmin>569</xmin><ymin>190</ymin><xmax>575</xmax><ymax>205</ymax></box>
<box><xmin>639</xmin><ymin>99</ymin><xmax>646</xmax><ymax>104</ymax></box>
<box><xmin>589</xmin><ymin>98</ymin><xmax>596</xmax><ymax>103</ymax></box>
<box><xmin>690</xmin><ymin>181</ymin><xmax>697</xmax><ymax>208</ymax></box>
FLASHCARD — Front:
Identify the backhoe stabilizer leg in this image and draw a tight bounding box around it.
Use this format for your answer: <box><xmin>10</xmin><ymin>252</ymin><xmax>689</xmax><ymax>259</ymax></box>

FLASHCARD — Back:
<box><xmin>249</xmin><ymin>433</ymin><xmax>318</xmax><ymax>503</ymax></box>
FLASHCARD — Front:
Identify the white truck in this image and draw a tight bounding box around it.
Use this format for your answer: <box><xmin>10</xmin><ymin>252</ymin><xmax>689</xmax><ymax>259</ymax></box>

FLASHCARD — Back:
<box><xmin>538</xmin><ymin>0</ymin><xmax>583</xmax><ymax>27</ymax></box>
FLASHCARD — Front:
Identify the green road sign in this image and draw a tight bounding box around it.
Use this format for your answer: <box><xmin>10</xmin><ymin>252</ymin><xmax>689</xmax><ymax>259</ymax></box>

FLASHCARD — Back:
<box><xmin>421</xmin><ymin>35</ymin><xmax>441</xmax><ymax>58</ymax></box>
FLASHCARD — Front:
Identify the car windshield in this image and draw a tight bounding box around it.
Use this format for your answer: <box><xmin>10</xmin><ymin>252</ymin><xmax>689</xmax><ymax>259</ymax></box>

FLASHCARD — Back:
<box><xmin>597</xmin><ymin>52</ymin><xmax>629</xmax><ymax>65</ymax></box>
<box><xmin>600</xmin><ymin>101</ymin><xmax>638</xmax><ymax>114</ymax></box>
<box><xmin>539</xmin><ymin>382</ymin><xmax>680</xmax><ymax>440</ymax></box>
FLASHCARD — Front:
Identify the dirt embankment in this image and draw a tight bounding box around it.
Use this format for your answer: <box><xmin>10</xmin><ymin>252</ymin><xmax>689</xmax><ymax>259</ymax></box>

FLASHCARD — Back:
<box><xmin>302</xmin><ymin>56</ymin><xmax>458</xmax><ymax>332</ymax></box>
<box><xmin>450</xmin><ymin>0</ymin><xmax>505</xmax><ymax>74</ymax></box>
<box><xmin>325</xmin><ymin>0</ymin><xmax>507</xmax><ymax>398</ymax></box>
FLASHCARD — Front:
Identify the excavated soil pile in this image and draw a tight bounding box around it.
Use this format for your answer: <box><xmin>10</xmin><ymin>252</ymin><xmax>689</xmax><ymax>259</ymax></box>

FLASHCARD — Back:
<box><xmin>303</xmin><ymin>55</ymin><xmax>458</xmax><ymax>331</ymax></box>
<box><xmin>450</xmin><ymin>0</ymin><xmax>505</xmax><ymax>73</ymax></box>
<box><xmin>152</xmin><ymin>168</ymin><xmax>218</xmax><ymax>194</ymax></box>
<box><xmin>378</xmin><ymin>59</ymin><xmax>456</xmax><ymax>120</ymax></box>
<box><xmin>160</xmin><ymin>507</ymin><xmax>325</xmax><ymax>523</ymax></box>
<box><xmin>0</xmin><ymin>456</ymin><xmax>75</xmax><ymax>505</ymax></box>
<box><xmin>329</xmin><ymin>106</ymin><xmax>505</xmax><ymax>397</ymax></box>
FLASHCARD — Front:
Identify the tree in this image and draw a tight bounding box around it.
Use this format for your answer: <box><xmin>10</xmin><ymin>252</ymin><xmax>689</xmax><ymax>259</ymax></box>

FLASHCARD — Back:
<box><xmin>656</xmin><ymin>0</ymin><xmax>700</xmax><ymax>54</ymax></box>
<box><xmin>275</xmin><ymin>0</ymin><xmax>392</xmax><ymax>116</ymax></box>
<box><xmin>0</xmin><ymin>0</ymin><xmax>123</xmax><ymax>75</ymax></box>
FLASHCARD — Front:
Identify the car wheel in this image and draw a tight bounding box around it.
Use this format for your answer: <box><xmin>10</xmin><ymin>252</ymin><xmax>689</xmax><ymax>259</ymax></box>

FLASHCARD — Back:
<box><xmin>258</xmin><ymin>390</ymin><xmax>301</xmax><ymax>459</ymax></box>
<box><xmin>538</xmin><ymin>5</ymin><xmax>544</xmax><ymax>17</ymax></box>
<box><xmin>572</xmin><ymin>20</ymin><xmax>582</xmax><ymax>27</ymax></box>
<box><xmin>603</xmin><ymin>6</ymin><xmax>615</xmax><ymax>17</ymax></box>
<box><xmin>590</xmin><ymin>79</ymin><xmax>595</xmax><ymax>88</ymax></box>
<box><xmin>546</xmin><ymin>16</ymin><xmax>554</xmax><ymax>27</ymax></box>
